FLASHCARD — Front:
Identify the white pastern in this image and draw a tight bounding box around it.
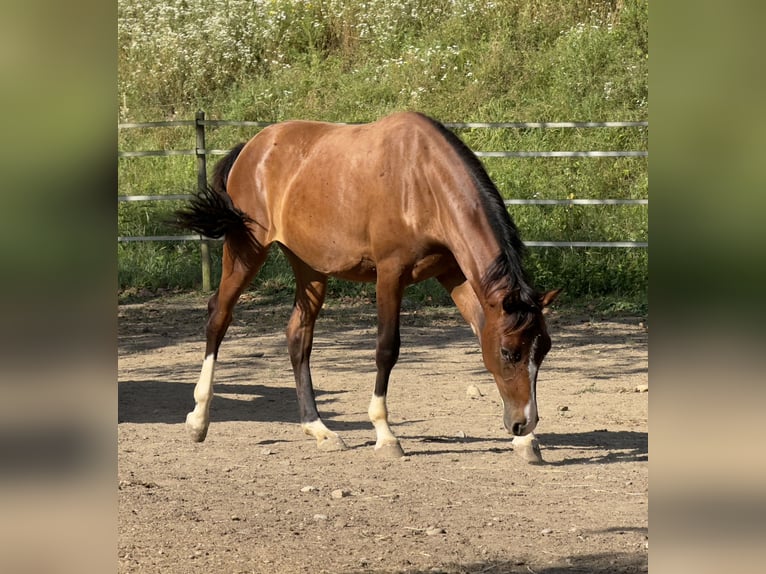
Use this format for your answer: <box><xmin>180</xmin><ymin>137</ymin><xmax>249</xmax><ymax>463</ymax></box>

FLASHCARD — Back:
<box><xmin>301</xmin><ymin>419</ymin><xmax>335</xmax><ymax>441</ymax></box>
<box><xmin>368</xmin><ymin>394</ymin><xmax>399</xmax><ymax>449</ymax></box>
<box><xmin>186</xmin><ymin>353</ymin><xmax>216</xmax><ymax>439</ymax></box>
<box><xmin>301</xmin><ymin>419</ymin><xmax>347</xmax><ymax>451</ymax></box>
<box><xmin>512</xmin><ymin>432</ymin><xmax>537</xmax><ymax>448</ymax></box>
<box><xmin>511</xmin><ymin>431</ymin><xmax>543</xmax><ymax>463</ymax></box>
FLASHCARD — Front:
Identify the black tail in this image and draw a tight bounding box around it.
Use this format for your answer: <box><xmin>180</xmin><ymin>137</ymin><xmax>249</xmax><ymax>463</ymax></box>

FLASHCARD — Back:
<box><xmin>173</xmin><ymin>143</ymin><xmax>260</xmax><ymax>257</ymax></box>
<box><xmin>175</xmin><ymin>142</ymin><xmax>247</xmax><ymax>237</ymax></box>
<box><xmin>174</xmin><ymin>184</ymin><xmax>252</xmax><ymax>239</ymax></box>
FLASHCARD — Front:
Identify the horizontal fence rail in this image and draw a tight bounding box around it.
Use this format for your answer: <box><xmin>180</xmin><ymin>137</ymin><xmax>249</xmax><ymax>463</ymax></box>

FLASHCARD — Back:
<box><xmin>117</xmin><ymin>235</ymin><xmax>647</xmax><ymax>248</ymax></box>
<box><xmin>118</xmin><ymin>113</ymin><xmax>647</xmax><ymax>288</ymax></box>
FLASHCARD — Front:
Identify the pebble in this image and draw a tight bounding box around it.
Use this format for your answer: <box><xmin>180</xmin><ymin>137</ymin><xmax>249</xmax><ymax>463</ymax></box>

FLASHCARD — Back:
<box><xmin>540</xmin><ymin>528</ymin><xmax>553</xmax><ymax>535</ymax></box>
<box><xmin>634</xmin><ymin>385</ymin><xmax>649</xmax><ymax>393</ymax></box>
<box><xmin>331</xmin><ymin>488</ymin><xmax>351</xmax><ymax>499</ymax></box>
<box><xmin>313</xmin><ymin>514</ymin><xmax>328</xmax><ymax>521</ymax></box>
<box><xmin>466</xmin><ymin>384</ymin><xmax>484</xmax><ymax>398</ymax></box>
<box><xmin>558</xmin><ymin>405</ymin><xmax>569</xmax><ymax>411</ymax></box>
<box><xmin>426</xmin><ymin>527</ymin><xmax>446</xmax><ymax>536</ymax></box>
<box><xmin>260</xmin><ymin>448</ymin><xmax>274</xmax><ymax>455</ymax></box>
<box><xmin>300</xmin><ymin>485</ymin><xmax>317</xmax><ymax>493</ymax></box>
<box><xmin>455</xmin><ymin>430</ymin><xmax>466</xmax><ymax>439</ymax></box>
<box><xmin>230</xmin><ymin>515</ymin><xmax>241</xmax><ymax>521</ymax></box>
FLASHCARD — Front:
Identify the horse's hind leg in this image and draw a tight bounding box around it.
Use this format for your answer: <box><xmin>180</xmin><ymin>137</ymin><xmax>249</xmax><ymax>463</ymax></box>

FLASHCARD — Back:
<box><xmin>283</xmin><ymin>253</ymin><xmax>347</xmax><ymax>452</ymax></box>
<box><xmin>368</xmin><ymin>265</ymin><xmax>406</xmax><ymax>458</ymax></box>
<box><xmin>186</xmin><ymin>244</ymin><xmax>269</xmax><ymax>442</ymax></box>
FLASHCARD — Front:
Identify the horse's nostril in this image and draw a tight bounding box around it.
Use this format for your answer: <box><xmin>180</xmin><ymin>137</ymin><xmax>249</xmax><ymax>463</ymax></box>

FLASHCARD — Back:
<box><xmin>512</xmin><ymin>422</ymin><xmax>525</xmax><ymax>436</ymax></box>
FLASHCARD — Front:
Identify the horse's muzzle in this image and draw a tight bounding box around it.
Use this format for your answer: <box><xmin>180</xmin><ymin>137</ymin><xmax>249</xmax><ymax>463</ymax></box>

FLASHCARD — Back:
<box><xmin>504</xmin><ymin>410</ymin><xmax>538</xmax><ymax>436</ymax></box>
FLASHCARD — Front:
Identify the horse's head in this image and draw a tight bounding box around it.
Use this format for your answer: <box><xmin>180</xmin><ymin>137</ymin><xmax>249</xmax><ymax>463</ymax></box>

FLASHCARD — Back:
<box><xmin>481</xmin><ymin>288</ymin><xmax>561</xmax><ymax>436</ymax></box>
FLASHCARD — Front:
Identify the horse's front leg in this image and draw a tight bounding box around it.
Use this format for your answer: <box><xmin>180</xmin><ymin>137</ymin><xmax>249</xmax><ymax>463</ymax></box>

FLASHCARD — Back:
<box><xmin>368</xmin><ymin>268</ymin><xmax>406</xmax><ymax>458</ymax></box>
<box><xmin>285</xmin><ymin>259</ymin><xmax>346</xmax><ymax>452</ymax></box>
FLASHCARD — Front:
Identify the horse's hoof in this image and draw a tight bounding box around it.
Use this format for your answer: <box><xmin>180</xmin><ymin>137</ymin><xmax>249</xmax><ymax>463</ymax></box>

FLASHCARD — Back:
<box><xmin>514</xmin><ymin>437</ymin><xmax>544</xmax><ymax>464</ymax></box>
<box><xmin>185</xmin><ymin>414</ymin><xmax>208</xmax><ymax>443</ymax></box>
<box><xmin>374</xmin><ymin>442</ymin><xmax>405</xmax><ymax>459</ymax></box>
<box><xmin>317</xmin><ymin>434</ymin><xmax>348</xmax><ymax>452</ymax></box>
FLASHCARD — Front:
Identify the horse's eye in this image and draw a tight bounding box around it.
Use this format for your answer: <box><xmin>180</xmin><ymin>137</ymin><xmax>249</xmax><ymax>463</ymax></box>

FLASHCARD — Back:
<box><xmin>501</xmin><ymin>348</ymin><xmax>522</xmax><ymax>363</ymax></box>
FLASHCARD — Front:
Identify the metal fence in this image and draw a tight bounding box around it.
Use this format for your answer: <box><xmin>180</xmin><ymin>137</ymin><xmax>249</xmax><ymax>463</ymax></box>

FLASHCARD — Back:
<box><xmin>118</xmin><ymin>112</ymin><xmax>648</xmax><ymax>289</ymax></box>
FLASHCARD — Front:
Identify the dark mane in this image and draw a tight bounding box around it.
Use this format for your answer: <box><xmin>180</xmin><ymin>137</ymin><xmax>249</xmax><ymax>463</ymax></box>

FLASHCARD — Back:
<box><xmin>419</xmin><ymin>114</ymin><xmax>538</xmax><ymax>309</ymax></box>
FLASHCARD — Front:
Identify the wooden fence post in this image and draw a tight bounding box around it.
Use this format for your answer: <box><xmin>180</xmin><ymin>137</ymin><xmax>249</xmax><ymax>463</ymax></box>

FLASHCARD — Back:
<box><xmin>195</xmin><ymin>110</ymin><xmax>212</xmax><ymax>292</ymax></box>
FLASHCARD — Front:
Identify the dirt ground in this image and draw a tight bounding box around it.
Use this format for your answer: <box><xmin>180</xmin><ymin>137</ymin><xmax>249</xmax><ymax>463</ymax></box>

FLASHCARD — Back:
<box><xmin>118</xmin><ymin>292</ymin><xmax>648</xmax><ymax>574</ymax></box>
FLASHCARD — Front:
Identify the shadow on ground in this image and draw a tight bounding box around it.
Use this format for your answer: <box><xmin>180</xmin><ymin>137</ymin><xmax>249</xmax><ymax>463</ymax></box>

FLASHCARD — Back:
<box><xmin>345</xmin><ymin>550</ymin><xmax>646</xmax><ymax>573</ymax></box>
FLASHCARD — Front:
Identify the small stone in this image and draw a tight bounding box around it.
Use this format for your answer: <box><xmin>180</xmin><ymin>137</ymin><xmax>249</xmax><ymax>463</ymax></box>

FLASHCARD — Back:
<box><xmin>331</xmin><ymin>488</ymin><xmax>350</xmax><ymax>499</ymax></box>
<box><xmin>313</xmin><ymin>514</ymin><xmax>328</xmax><ymax>521</ymax></box>
<box><xmin>634</xmin><ymin>385</ymin><xmax>649</xmax><ymax>393</ymax></box>
<box><xmin>426</xmin><ymin>527</ymin><xmax>446</xmax><ymax>536</ymax></box>
<box><xmin>300</xmin><ymin>485</ymin><xmax>317</xmax><ymax>493</ymax></box>
<box><xmin>558</xmin><ymin>405</ymin><xmax>569</xmax><ymax>411</ymax></box>
<box><xmin>540</xmin><ymin>528</ymin><xmax>553</xmax><ymax>535</ymax></box>
<box><xmin>230</xmin><ymin>515</ymin><xmax>241</xmax><ymax>521</ymax></box>
<box><xmin>466</xmin><ymin>384</ymin><xmax>484</xmax><ymax>398</ymax></box>
<box><xmin>261</xmin><ymin>448</ymin><xmax>274</xmax><ymax>455</ymax></box>
<box><xmin>455</xmin><ymin>430</ymin><xmax>466</xmax><ymax>439</ymax></box>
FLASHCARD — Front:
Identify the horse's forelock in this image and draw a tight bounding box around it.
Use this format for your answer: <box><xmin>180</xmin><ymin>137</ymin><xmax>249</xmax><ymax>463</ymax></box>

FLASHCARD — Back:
<box><xmin>501</xmin><ymin>289</ymin><xmax>542</xmax><ymax>334</ymax></box>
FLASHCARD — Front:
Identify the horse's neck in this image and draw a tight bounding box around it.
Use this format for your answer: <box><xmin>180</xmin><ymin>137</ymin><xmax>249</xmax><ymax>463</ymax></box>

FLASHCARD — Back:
<box><xmin>440</xmin><ymin>205</ymin><xmax>504</xmax><ymax>309</ymax></box>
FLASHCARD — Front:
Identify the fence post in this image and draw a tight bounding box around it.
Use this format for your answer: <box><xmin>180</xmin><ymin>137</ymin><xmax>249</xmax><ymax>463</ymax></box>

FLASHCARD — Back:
<box><xmin>195</xmin><ymin>110</ymin><xmax>212</xmax><ymax>292</ymax></box>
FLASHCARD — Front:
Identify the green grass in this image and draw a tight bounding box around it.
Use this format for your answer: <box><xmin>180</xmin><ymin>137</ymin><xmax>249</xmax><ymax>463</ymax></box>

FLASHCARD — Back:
<box><xmin>118</xmin><ymin>0</ymin><xmax>648</xmax><ymax>307</ymax></box>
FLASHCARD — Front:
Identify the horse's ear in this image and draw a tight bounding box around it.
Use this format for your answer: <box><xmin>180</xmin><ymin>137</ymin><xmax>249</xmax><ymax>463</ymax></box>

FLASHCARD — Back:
<box><xmin>539</xmin><ymin>289</ymin><xmax>562</xmax><ymax>309</ymax></box>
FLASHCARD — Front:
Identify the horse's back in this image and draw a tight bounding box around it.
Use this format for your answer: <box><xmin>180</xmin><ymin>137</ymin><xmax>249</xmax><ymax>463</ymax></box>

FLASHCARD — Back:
<box><xmin>225</xmin><ymin>113</ymin><xmax>463</xmax><ymax>279</ymax></box>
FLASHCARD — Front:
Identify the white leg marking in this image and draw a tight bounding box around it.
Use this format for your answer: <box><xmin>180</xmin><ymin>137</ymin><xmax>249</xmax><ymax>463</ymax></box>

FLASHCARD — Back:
<box><xmin>368</xmin><ymin>394</ymin><xmax>399</xmax><ymax>450</ymax></box>
<box><xmin>301</xmin><ymin>419</ymin><xmax>334</xmax><ymax>440</ymax></box>
<box><xmin>512</xmin><ymin>431</ymin><xmax>543</xmax><ymax>464</ymax></box>
<box><xmin>512</xmin><ymin>432</ymin><xmax>537</xmax><ymax>448</ymax></box>
<box><xmin>301</xmin><ymin>419</ymin><xmax>347</xmax><ymax>451</ymax></box>
<box><xmin>186</xmin><ymin>353</ymin><xmax>215</xmax><ymax>441</ymax></box>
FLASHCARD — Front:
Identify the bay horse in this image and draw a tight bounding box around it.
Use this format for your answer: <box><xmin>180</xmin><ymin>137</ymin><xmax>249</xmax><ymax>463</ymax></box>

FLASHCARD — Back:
<box><xmin>176</xmin><ymin>112</ymin><xmax>559</xmax><ymax>459</ymax></box>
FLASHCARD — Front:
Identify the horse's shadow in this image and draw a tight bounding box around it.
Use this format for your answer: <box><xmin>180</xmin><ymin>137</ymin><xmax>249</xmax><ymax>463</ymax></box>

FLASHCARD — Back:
<box><xmin>118</xmin><ymin>379</ymin><xmax>369</xmax><ymax>431</ymax></box>
<box><xmin>119</xmin><ymin>379</ymin><xmax>646</xmax><ymax>464</ymax></box>
<box><xmin>400</xmin><ymin>430</ymin><xmax>647</xmax><ymax>465</ymax></box>
<box><xmin>540</xmin><ymin>429</ymin><xmax>647</xmax><ymax>465</ymax></box>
